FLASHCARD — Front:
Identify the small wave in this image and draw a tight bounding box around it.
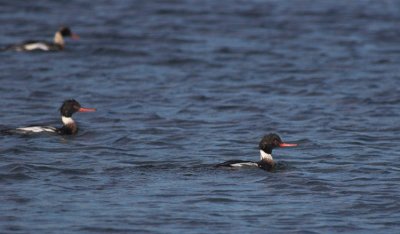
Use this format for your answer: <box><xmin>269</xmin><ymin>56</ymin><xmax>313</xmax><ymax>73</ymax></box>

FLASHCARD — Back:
<box><xmin>0</xmin><ymin>172</ymin><xmax>33</xmax><ymax>181</ymax></box>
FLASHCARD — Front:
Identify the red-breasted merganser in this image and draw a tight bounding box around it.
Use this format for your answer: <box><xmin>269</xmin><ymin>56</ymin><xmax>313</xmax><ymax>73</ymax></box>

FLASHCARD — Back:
<box><xmin>4</xmin><ymin>100</ymin><xmax>95</xmax><ymax>135</ymax></box>
<box><xmin>4</xmin><ymin>27</ymin><xmax>79</xmax><ymax>51</ymax></box>
<box><xmin>216</xmin><ymin>133</ymin><xmax>297</xmax><ymax>171</ymax></box>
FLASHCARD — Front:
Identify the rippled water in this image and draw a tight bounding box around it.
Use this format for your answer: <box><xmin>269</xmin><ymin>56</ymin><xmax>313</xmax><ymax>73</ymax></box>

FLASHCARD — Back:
<box><xmin>1</xmin><ymin>0</ymin><xmax>400</xmax><ymax>233</ymax></box>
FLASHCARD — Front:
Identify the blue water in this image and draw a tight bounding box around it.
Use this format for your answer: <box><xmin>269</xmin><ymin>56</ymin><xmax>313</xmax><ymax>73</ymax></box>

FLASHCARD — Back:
<box><xmin>1</xmin><ymin>0</ymin><xmax>400</xmax><ymax>233</ymax></box>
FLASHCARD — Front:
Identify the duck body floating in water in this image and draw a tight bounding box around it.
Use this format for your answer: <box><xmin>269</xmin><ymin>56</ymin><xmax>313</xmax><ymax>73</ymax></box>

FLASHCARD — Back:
<box><xmin>216</xmin><ymin>133</ymin><xmax>298</xmax><ymax>171</ymax></box>
<box><xmin>3</xmin><ymin>100</ymin><xmax>95</xmax><ymax>135</ymax></box>
<box><xmin>3</xmin><ymin>27</ymin><xmax>79</xmax><ymax>52</ymax></box>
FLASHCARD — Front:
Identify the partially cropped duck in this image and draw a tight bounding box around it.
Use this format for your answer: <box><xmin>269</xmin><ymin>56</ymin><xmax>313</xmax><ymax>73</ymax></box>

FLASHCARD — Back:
<box><xmin>216</xmin><ymin>133</ymin><xmax>297</xmax><ymax>171</ymax></box>
<box><xmin>4</xmin><ymin>27</ymin><xmax>79</xmax><ymax>51</ymax></box>
<box><xmin>3</xmin><ymin>100</ymin><xmax>95</xmax><ymax>135</ymax></box>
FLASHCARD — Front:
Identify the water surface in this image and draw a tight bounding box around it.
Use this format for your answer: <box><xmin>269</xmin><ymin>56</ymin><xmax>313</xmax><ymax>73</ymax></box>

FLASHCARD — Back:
<box><xmin>1</xmin><ymin>0</ymin><xmax>400</xmax><ymax>233</ymax></box>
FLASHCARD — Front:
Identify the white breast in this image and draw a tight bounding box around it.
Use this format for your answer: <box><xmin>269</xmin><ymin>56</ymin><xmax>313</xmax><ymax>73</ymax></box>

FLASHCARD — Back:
<box><xmin>23</xmin><ymin>43</ymin><xmax>49</xmax><ymax>51</ymax></box>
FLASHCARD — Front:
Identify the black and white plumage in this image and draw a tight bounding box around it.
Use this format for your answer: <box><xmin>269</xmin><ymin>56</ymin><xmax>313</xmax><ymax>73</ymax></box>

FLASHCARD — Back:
<box><xmin>3</xmin><ymin>100</ymin><xmax>96</xmax><ymax>135</ymax></box>
<box><xmin>216</xmin><ymin>133</ymin><xmax>297</xmax><ymax>171</ymax></box>
<box><xmin>3</xmin><ymin>27</ymin><xmax>79</xmax><ymax>52</ymax></box>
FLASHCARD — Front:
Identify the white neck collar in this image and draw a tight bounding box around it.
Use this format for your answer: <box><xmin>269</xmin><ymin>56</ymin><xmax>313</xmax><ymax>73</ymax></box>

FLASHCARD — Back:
<box><xmin>260</xmin><ymin>150</ymin><xmax>273</xmax><ymax>161</ymax></box>
<box><xmin>54</xmin><ymin>31</ymin><xmax>65</xmax><ymax>45</ymax></box>
<box><xmin>62</xmin><ymin>116</ymin><xmax>75</xmax><ymax>125</ymax></box>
